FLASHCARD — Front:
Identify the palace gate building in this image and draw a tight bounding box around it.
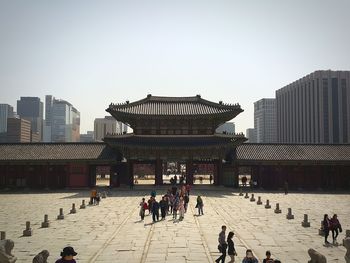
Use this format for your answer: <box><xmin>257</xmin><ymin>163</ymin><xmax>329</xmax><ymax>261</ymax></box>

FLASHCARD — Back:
<box><xmin>0</xmin><ymin>95</ymin><xmax>349</xmax><ymax>190</ymax></box>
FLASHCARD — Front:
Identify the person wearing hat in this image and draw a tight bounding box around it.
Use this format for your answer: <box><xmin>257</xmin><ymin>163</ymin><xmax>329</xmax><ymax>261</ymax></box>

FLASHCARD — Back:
<box><xmin>55</xmin><ymin>246</ymin><xmax>77</xmax><ymax>263</ymax></box>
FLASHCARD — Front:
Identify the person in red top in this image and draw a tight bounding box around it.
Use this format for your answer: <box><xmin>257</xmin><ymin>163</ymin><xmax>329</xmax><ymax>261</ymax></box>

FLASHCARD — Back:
<box><xmin>55</xmin><ymin>247</ymin><xmax>77</xmax><ymax>263</ymax></box>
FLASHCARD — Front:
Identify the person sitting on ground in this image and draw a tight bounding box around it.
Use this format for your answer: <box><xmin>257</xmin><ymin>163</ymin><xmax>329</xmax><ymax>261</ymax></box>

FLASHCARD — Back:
<box><xmin>55</xmin><ymin>246</ymin><xmax>77</xmax><ymax>263</ymax></box>
<box><xmin>242</xmin><ymin>249</ymin><xmax>258</xmax><ymax>263</ymax></box>
<box><xmin>263</xmin><ymin>250</ymin><xmax>273</xmax><ymax>263</ymax></box>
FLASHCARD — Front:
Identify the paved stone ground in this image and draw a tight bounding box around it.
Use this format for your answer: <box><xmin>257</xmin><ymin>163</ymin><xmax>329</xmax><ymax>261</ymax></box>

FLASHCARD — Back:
<box><xmin>0</xmin><ymin>187</ymin><xmax>349</xmax><ymax>262</ymax></box>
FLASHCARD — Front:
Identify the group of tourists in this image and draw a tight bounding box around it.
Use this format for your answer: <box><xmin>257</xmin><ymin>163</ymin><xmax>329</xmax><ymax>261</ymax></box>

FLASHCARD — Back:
<box><xmin>89</xmin><ymin>188</ymin><xmax>101</xmax><ymax>205</ymax></box>
<box><xmin>322</xmin><ymin>213</ymin><xmax>342</xmax><ymax>245</ymax></box>
<box><xmin>138</xmin><ymin>184</ymin><xmax>205</xmax><ymax>222</ymax></box>
<box><xmin>216</xmin><ymin>225</ymin><xmax>281</xmax><ymax>263</ymax></box>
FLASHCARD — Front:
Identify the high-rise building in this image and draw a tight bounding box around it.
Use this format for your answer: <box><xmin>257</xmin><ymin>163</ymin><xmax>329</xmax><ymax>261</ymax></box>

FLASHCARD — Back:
<box><xmin>44</xmin><ymin>96</ymin><xmax>80</xmax><ymax>142</ymax></box>
<box><xmin>94</xmin><ymin>116</ymin><xmax>118</xmax><ymax>141</ymax></box>
<box><xmin>17</xmin><ymin>97</ymin><xmax>44</xmax><ymax>141</ymax></box>
<box><xmin>215</xmin><ymin>122</ymin><xmax>235</xmax><ymax>134</ymax></box>
<box><xmin>276</xmin><ymin>70</ymin><xmax>350</xmax><ymax>144</ymax></box>
<box><xmin>254</xmin><ymin>98</ymin><xmax>277</xmax><ymax>143</ymax></box>
<box><xmin>0</xmin><ymin>104</ymin><xmax>14</xmax><ymax>133</ymax></box>
<box><xmin>80</xmin><ymin>131</ymin><xmax>94</xmax><ymax>142</ymax></box>
<box><xmin>246</xmin><ymin>128</ymin><xmax>256</xmax><ymax>143</ymax></box>
<box><xmin>6</xmin><ymin>118</ymin><xmax>31</xmax><ymax>142</ymax></box>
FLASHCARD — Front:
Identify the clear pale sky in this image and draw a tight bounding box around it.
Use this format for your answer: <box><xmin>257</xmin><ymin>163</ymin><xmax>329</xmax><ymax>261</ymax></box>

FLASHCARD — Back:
<box><xmin>1</xmin><ymin>0</ymin><xmax>349</xmax><ymax>134</ymax></box>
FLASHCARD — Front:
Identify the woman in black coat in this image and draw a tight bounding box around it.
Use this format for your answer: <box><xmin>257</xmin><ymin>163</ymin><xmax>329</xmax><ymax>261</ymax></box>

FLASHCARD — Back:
<box><xmin>227</xmin><ymin>231</ymin><xmax>237</xmax><ymax>263</ymax></box>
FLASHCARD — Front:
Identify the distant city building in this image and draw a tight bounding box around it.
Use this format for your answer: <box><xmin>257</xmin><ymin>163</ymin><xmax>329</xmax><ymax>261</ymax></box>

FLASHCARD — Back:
<box><xmin>216</xmin><ymin>122</ymin><xmax>235</xmax><ymax>134</ymax></box>
<box><xmin>94</xmin><ymin>116</ymin><xmax>118</xmax><ymax>141</ymax></box>
<box><xmin>6</xmin><ymin>118</ymin><xmax>31</xmax><ymax>142</ymax></box>
<box><xmin>17</xmin><ymin>97</ymin><xmax>44</xmax><ymax>141</ymax></box>
<box><xmin>80</xmin><ymin>131</ymin><xmax>94</xmax><ymax>142</ymax></box>
<box><xmin>0</xmin><ymin>104</ymin><xmax>14</xmax><ymax>133</ymax></box>
<box><xmin>44</xmin><ymin>96</ymin><xmax>80</xmax><ymax>142</ymax></box>
<box><xmin>276</xmin><ymin>70</ymin><xmax>350</xmax><ymax>143</ymax></box>
<box><xmin>246</xmin><ymin>128</ymin><xmax>256</xmax><ymax>143</ymax></box>
<box><xmin>254</xmin><ymin>98</ymin><xmax>277</xmax><ymax>143</ymax></box>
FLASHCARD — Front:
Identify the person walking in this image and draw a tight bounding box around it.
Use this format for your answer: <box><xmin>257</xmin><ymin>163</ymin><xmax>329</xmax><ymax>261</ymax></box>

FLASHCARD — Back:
<box><xmin>323</xmin><ymin>214</ymin><xmax>331</xmax><ymax>244</ymax></box>
<box><xmin>159</xmin><ymin>196</ymin><xmax>167</xmax><ymax>220</ymax></box>
<box><xmin>216</xmin><ymin>225</ymin><xmax>227</xmax><ymax>263</ymax></box>
<box><xmin>184</xmin><ymin>194</ymin><xmax>189</xmax><ymax>213</ymax></box>
<box><xmin>139</xmin><ymin>198</ymin><xmax>147</xmax><ymax>221</ymax></box>
<box><xmin>196</xmin><ymin>195</ymin><xmax>204</xmax><ymax>215</ymax></box>
<box><xmin>330</xmin><ymin>214</ymin><xmax>342</xmax><ymax>244</ymax></box>
<box><xmin>172</xmin><ymin>194</ymin><xmax>179</xmax><ymax>220</ymax></box>
<box><xmin>178</xmin><ymin>196</ymin><xmax>185</xmax><ymax>221</ymax></box>
<box><xmin>227</xmin><ymin>231</ymin><xmax>237</xmax><ymax>263</ymax></box>
<box><xmin>152</xmin><ymin>199</ymin><xmax>160</xmax><ymax>222</ymax></box>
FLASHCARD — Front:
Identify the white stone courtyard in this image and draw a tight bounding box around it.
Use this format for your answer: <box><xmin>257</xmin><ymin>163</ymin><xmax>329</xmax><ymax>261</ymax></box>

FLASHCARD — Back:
<box><xmin>0</xmin><ymin>187</ymin><xmax>349</xmax><ymax>262</ymax></box>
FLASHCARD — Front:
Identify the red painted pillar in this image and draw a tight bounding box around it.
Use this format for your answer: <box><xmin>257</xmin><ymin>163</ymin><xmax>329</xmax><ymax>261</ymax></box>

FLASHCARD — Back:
<box><xmin>186</xmin><ymin>160</ymin><xmax>194</xmax><ymax>185</ymax></box>
<box><xmin>155</xmin><ymin>158</ymin><xmax>163</xmax><ymax>185</ymax></box>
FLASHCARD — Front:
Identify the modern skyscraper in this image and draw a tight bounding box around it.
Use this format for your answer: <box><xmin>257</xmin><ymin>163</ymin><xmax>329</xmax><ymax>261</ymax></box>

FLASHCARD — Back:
<box><xmin>44</xmin><ymin>96</ymin><xmax>80</xmax><ymax>142</ymax></box>
<box><xmin>94</xmin><ymin>116</ymin><xmax>118</xmax><ymax>141</ymax></box>
<box><xmin>254</xmin><ymin>98</ymin><xmax>277</xmax><ymax>143</ymax></box>
<box><xmin>246</xmin><ymin>128</ymin><xmax>256</xmax><ymax>143</ymax></box>
<box><xmin>216</xmin><ymin>122</ymin><xmax>235</xmax><ymax>134</ymax></box>
<box><xmin>6</xmin><ymin>118</ymin><xmax>31</xmax><ymax>142</ymax></box>
<box><xmin>0</xmin><ymin>104</ymin><xmax>14</xmax><ymax>133</ymax></box>
<box><xmin>17</xmin><ymin>97</ymin><xmax>44</xmax><ymax>141</ymax></box>
<box><xmin>276</xmin><ymin>70</ymin><xmax>350</xmax><ymax>144</ymax></box>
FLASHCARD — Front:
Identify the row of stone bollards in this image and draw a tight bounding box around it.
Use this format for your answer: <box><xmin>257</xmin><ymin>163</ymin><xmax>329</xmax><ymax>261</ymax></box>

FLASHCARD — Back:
<box><xmin>0</xmin><ymin>192</ymin><xmax>108</xmax><ymax>262</ymax></box>
<box><xmin>239</xmin><ymin>190</ymin><xmax>350</xmax><ymax>262</ymax></box>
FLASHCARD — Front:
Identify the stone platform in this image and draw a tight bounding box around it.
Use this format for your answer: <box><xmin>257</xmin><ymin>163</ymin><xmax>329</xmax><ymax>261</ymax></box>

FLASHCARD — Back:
<box><xmin>0</xmin><ymin>187</ymin><xmax>348</xmax><ymax>262</ymax></box>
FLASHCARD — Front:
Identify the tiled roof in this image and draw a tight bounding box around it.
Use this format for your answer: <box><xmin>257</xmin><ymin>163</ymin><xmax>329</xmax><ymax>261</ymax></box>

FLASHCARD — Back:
<box><xmin>107</xmin><ymin>95</ymin><xmax>242</xmax><ymax>116</ymax></box>
<box><xmin>0</xmin><ymin>143</ymin><xmax>117</xmax><ymax>162</ymax></box>
<box><xmin>104</xmin><ymin>134</ymin><xmax>246</xmax><ymax>148</ymax></box>
<box><xmin>236</xmin><ymin>144</ymin><xmax>350</xmax><ymax>162</ymax></box>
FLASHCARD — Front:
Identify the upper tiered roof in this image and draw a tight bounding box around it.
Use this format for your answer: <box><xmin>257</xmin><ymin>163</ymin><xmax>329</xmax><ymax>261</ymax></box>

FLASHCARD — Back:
<box><xmin>106</xmin><ymin>94</ymin><xmax>242</xmax><ymax>117</ymax></box>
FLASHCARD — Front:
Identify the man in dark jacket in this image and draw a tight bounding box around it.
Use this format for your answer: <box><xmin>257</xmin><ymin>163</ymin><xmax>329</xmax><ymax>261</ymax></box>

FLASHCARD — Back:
<box><xmin>152</xmin><ymin>199</ymin><xmax>160</xmax><ymax>222</ymax></box>
<box><xmin>159</xmin><ymin>196</ymin><xmax>167</xmax><ymax>220</ymax></box>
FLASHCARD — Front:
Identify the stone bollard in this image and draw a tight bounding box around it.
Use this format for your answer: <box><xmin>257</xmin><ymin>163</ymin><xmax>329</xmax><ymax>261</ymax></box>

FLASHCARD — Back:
<box><xmin>70</xmin><ymin>203</ymin><xmax>77</xmax><ymax>214</ymax></box>
<box><xmin>101</xmin><ymin>191</ymin><xmax>107</xmax><ymax>198</ymax></box>
<box><xmin>265</xmin><ymin>199</ymin><xmax>271</xmax><ymax>209</ymax></box>
<box><xmin>257</xmin><ymin>196</ymin><xmax>262</xmax><ymax>205</ymax></box>
<box><xmin>239</xmin><ymin>188</ymin><xmax>243</xmax><ymax>196</ymax></box>
<box><xmin>302</xmin><ymin>214</ymin><xmax>311</xmax><ymax>227</ymax></box>
<box><xmin>80</xmin><ymin>200</ymin><xmax>86</xmax><ymax>209</ymax></box>
<box><xmin>32</xmin><ymin>249</ymin><xmax>49</xmax><ymax>263</ymax></box>
<box><xmin>343</xmin><ymin>230</ymin><xmax>350</xmax><ymax>246</ymax></box>
<box><xmin>286</xmin><ymin>208</ymin><xmax>294</xmax><ymax>219</ymax></box>
<box><xmin>250</xmin><ymin>194</ymin><xmax>256</xmax><ymax>202</ymax></box>
<box><xmin>57</xmin><ymin>208</ymin><xmax>64</xmax><ymax>220</ymax></box>
<box><xmin>23</xmin><ymin>221</ymin><xmax>32</xmax><ymax>236</ymax></box>
<box><xmin>308</xmin><ymin>248</ymin><xmax>327</xmax><ymax>263</ymax></box>
<box><xmin>41</xmin><ymin>215</ymin><xmax>50</xmax><ymax>228</ymax></box>
<box><xmin>344</xmin><ymin>237</ymin><xmax>350</xmax><ymax>263</ymax></box>
<box><xmin>0</xmin><ymin>231</ymin><xmax>5</xmax><ymax>240</ymax></box>
<box><xmin>0</xmin><ymin>239</ymin><xmax>17</xmax><ymax>263</ymax></box>
<box><xmin>318</xmin><ymin>221</ymin><xmax>325</xmax><ymax>236</ymax></box>
<box><xmin>244</xmin><ymin>192</ymin><xmax>249</xmax><ymax>199</ymax></box>
<box><xmin>274</xmin><ymin>203</ymin><xmax>282</xmax><ymax>213</ymax></box>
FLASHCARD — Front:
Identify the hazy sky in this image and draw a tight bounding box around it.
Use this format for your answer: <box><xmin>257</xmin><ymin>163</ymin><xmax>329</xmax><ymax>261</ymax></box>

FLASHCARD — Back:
<box><xmin>1</xmin><ymin>0</ymin><xmax>349</xmax><ymax>133</ymax></box>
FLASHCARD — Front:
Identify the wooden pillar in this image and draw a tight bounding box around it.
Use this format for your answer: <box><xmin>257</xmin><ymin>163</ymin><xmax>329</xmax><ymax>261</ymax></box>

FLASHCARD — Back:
<box><xmin>215</xmin><ymin>159</ymin><xmax>223</xmax><ymax>185</ymax></box>
<box><xmin>89</xmin><ymin>165</ymin><xmax>97</xmax><ymax>187</ymax></box>
<box><xmin>128</xmin><ymin>160</ymin><xmax>134</xmax><ymax>186</ymax></box>
<box><xmin>155</xmin><ymin>158</ymin><xmax>163</xmax><ymax>185</ymax></box>
<box><xmin>186</xmin><ymin>160</ymin><xmax>194</xmax><ymax>185</ymax></box>
<box><xmin>110</xmin><ymin>165</ymin><xmax>120</xmax><ymax>187</ymax></box>
<box><xmin>233</xmin><ymin>164</ymin><xmax>239</xmax><ymax>188</ymax></box>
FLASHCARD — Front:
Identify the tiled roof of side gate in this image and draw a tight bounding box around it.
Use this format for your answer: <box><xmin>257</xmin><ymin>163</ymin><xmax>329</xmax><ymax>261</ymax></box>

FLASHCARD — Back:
<box><xmin>0</xmin><ymin>143</ymin><xmax>117</xmax><ymax>162</ymax></box>
<box><xmin>107</xmin><ymin>95</ymin><xmax>242</xmax><ymax>116</ymax></box>
<box><xmin>236</xmin><ymin>143</ymin><xmax>350</xmax><ymax>162</ymax></box>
